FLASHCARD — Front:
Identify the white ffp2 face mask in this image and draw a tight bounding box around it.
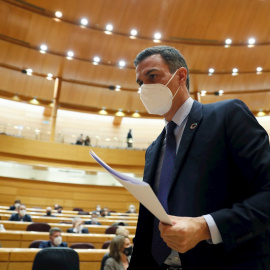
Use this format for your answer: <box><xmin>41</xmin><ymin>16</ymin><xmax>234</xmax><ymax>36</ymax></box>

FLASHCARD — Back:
<box><xmin>139</xmin><ymin>70</ymin><xmax>179</xmax><ymax>115</ymax></box>
<box><xmin>53</xmin><ymin>236</ymin><xmax>62</xmax><ymax>246</ymax></box>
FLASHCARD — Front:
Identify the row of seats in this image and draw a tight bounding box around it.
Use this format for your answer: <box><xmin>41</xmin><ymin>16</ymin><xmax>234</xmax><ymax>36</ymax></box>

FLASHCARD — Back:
<box><xmin>0</xmin><ymin>220</ymin><xmax>137</xmax><ymax>234</ymax></box>
<box><xmin>0</xmin><ymin>247</ymin><xmax>108</xmax><ymax>270</ymax></box>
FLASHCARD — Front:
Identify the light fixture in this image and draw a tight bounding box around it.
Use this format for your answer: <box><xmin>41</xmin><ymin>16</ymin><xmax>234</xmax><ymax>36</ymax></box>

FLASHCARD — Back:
<box><xmin>26</xmin><ymin>68</ymin><xmax>33</xmax><ymax>76</ymax></box>
<box><xmin>46</xmin><ymin>73</ymin><xmax>53</xmax><ymax>80</ymax></box>
<box><xmin>225</xmin><ymin>38</ymin><xmax>232</xmax><ymax>48</ymax></box>
<box><xmin>256</xmin><ymin>67</ymin><xmax>263</xmax><ymax>74</ymax></box>
<box><xmin>67</xmin><ymin>50</ymin><xmax>74</xmax><ymax>60</ymax></box>
<box><xmin>93</xmin><ymin>56</ymin><xmax>100</xmax><ymax>65</ymax></box>
<box><xmin>29</xmin><ymin>97</ymin><xmax>39</xmax><ymax>105</ymax></box>
<box><xmin>208</xmin><ymin>68</ymin><xmax>215</xmax><ymax>75</ymax></box>
<box><xmin>218</xmin><ymin>90</ymin><xmax>224</xmax><ymax>96</ymax></box>
<box><xmin>99</xmin><ymin>107</ymin><xmax>108</xmax><ymax>115</ymax></box>
<box><xmin>105</xmin><ymin>24</ymin><xmax>113</xmax><ymax>34</ymax></box>
<box><xmin>132</xmin><ymin>110</ymin><xmax>141</xmax><ymax>117</ymax></box>
<box><xmin>232</xmin><ymin>68</ymin><xmax>238</xmax><ymax>76</ymax></box>
<box><xmin>248</xmin><ymin>37</ymin><xmax>256</xmax><ymax>47</ymax></box>
<box><xmin>118</xmin><ymin>60</ymin><xmax>126</xmax><ymax>67</ymax></box>
<box><xmin>40</xmin><ymin>44</ymin><xmax>47</xmax><ymax>54</ymax></box>
<box><xmin>55</xmin><ymin>11</ymin><xmax>62</xmax><ymax>18</ymax></box>
<box><xmin>115</xmin><ymin>85</ymin><xmax>121</xmax><ymax>91</ymax></box>
<box><xmin>153</xmin><ymin>32</ymin><xmax>161</xmax><ymax>42</ymax></box>
<box><xmin>12</xmin><ymin>94</ymin><xmax>20</xmax><ymax>101</ymax></box>
<box><xmin>130</xmin><ymin>29</ymin><xmax>137</xmax><ymax>38</ymax></box>
<box><xmin>80</xmin><ymin>18</ymin><xmax>88</xmax><ymax>26</ymax></box>
<box><xmin>115</xmin><ymin>109</ymin><xmax>125</xmax><ymax>117</ymax></box>
<box><xmin>257</xmin><ymin>109</ymin><xmax>266</xmax><ymax>117</ymax></box>
<box><xmin>201</xmin><ymin>90</ymin><xmax>207</xmax><ymax>96</ymax></box>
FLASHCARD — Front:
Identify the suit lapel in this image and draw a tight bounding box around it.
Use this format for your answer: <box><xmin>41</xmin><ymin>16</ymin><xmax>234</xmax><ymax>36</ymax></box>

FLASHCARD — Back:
<box><xmin>169</xmin><ymin>101</ymin><xmax>203</xmax><ymax>191</ymax></box>
<box><xmin>143</xmin><ymin>128</ymin><xmax>166</xmax><ymax>187</ymax></box>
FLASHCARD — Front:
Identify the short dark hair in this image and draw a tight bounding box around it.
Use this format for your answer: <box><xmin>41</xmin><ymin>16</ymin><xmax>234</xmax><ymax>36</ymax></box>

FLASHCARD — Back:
<box><xmin>134</xmin><ymin>45</ymin><xmax>190</xmax><ymax>91</ymax></box>
<box><xmin>49</xmin><ymin>227</ymin><xmax>62</xmax><ymax>236</ymax></box>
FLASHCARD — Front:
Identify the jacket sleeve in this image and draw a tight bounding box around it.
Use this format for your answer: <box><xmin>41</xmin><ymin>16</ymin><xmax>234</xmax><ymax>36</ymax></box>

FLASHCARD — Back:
<box><xmin>211</xmin><ymin>100</ymin><xmax>270</xmax><ymax>251</ymax></box>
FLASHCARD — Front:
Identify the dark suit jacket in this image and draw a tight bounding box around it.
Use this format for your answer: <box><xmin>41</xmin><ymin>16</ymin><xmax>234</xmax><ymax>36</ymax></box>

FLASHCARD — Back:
<box><xmin>66</xmin><ymin>227</ymin><xmax>89</xmax><ymax>233</ymax></box>
<box><xmin>129</xmin><ymin>100</ymin><xmax>270</xmax><ymax>270</ymax></box>
<box><xmin>9</xmin><ymin>213</ymin><xmax>32</xmax><ymax>222</ymax></box>
<box><xmin>39</xmin><ymin>241</ymin><xmax>68</xmax><ymax>248</ymax></box>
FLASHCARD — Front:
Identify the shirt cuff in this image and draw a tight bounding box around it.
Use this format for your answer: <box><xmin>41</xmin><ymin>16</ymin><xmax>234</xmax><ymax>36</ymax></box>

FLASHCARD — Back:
<box><xmin>203</xmin><ymin>214</ymin><xmax>223</xmax><ymax>244</ymax></box>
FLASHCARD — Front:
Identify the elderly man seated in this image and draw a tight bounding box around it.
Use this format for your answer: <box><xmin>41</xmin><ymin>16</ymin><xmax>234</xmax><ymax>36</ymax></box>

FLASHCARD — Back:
<box><xmin>67</xmin><ymin>217</ymin><xmax>89</xmax><ymax>233</ymax></box>
<box><xmin>39</xmin><ymin>227</ymin><xmax>68</xmax><ymax>248</ymax></box>
<box><xmin>9</xmin><ymin>204</ymin><xmax>32</xmax><ymax>222</ymax></box>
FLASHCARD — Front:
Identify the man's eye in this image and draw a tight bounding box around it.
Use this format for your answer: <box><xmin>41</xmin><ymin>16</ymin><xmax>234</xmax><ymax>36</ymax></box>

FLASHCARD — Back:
<box><xmin>150</xmin><ymin>74</ymin><xmax>156</xmax><ymax>79</ymax></box>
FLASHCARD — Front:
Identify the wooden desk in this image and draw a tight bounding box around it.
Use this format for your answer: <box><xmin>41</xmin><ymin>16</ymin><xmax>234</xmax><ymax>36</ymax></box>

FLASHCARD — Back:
<box><xmin>0</xmin><ymin>248</ymin><xmax>107</xmax><ymax>270</ymax></box>
<box><xmin>0</xmin><ymin>230</ymin><xmax>134</xmax><ymax>249</ymax></box>
<box><xmin>0</xmin><ymin>214</ymin><xmax>137</xmax><ymax>226</ymax></box>
<box><xmin>0</xmin><ymin>220</ymin><xmax>137</xmax><ymax>235</ymax></box>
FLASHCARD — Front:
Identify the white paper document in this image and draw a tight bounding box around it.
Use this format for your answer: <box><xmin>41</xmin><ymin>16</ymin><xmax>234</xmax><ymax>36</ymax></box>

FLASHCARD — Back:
<box><xmin>89</xmin><ymin>150</ymin><xmax>172</xmax><ymax>225</ymax></box>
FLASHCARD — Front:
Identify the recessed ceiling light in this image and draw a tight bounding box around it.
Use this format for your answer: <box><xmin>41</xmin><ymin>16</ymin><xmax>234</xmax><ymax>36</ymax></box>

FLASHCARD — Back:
<box><xmin>218</xmin><ymin>90</ymin><xmax>224</xmax><ymax>95</ymax></box>
<box><xmin>40</xmin><ymin>44</ymin><xmax>47</xmax><ymax>51</ymax></box>
<box><xmin>26</xmin><ymin>68</ymin><xmax>33</xmax><ymax>76</ymax></box>
<box><xmin>119</xmin><ymin>60</ymin><xmax>126</xmax><ymax>67</ymax></box>
<box><xmin>106</xmin><ymin>24</ymin><xmax>113</xmax><ymax>31</ymax></box>
<box><xmin>201</xmin><ymin>90</ymin><xmax>207</xmax><ymax>96</ymax></box>
<box><xmin>55</xmin><ymin>11</ymin><xmax>62</xmax><ymax>18</ymax></box>
<box><xmin>256</xmin><ymin>67</ymin><xmax>263</xmax><ymax>73</ymax></box>
<box><xmin>46</xmin><ymin>73</ymin><xmax>53</xmax><ymax>80</ymax></box>
<box><xmin>81</xmin><ymin>18</ymin><xmax>88</xmax><ymax>26</ymax></box>
<box><xmin>248</xmin><ymin>37</ymin><xmax>256</xmax><ymax>45</ymax></box>
<box><xmin>225</xmin><ymin>38</ymin><xmax>232</xmax><ymax>45</ymax></box>
<box><xmin>67</xmin><ymin>51</ymin><xmax>74</xmax><ymax>60</ymax></box>
<box><xmin>232</xmin><ymin>68</ymin><xmax>238</xmax><ymax>73</ymax></box>
<box><xmin>130</xmin><ymin>29</ymin><xmax>137</xmax><ymax>36</ymax></box>
<box><xmin>154</xmin><ymin>32</ymin><xmax>161</xmax><ymax>40</ymax></box>
<box><xmin>93</xmin><ymin>56</ymin><xmax>100</xmax><ymax>63</ymax></box>
<box><xmin>209</xmin><ymin>68</ymin><xmax>215</xmax><ymax>74</ymax></box>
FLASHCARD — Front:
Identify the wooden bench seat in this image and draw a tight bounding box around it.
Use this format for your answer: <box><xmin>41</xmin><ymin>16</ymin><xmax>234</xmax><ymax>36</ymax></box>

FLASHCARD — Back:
<box><xmin>0</xmin><ymin>220</ymin><xmax>137</xmax><ymax>234</ymax></box>
<box><xmin>0</xmin><ymin>248</ymin><xmax>107</xmax><ymax>270</ymax></box>
<box><xmin>0</xmin><ymin>230</ymin><xmax>135</xmax><ymax>249</ymax></box>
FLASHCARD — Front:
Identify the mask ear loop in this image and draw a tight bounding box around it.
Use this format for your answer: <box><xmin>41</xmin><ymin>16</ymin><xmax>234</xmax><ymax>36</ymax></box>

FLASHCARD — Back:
<box><xmin>165</xmin><ymin>69</ymin><xmax>178</xmax><ymax>87</ymax></box>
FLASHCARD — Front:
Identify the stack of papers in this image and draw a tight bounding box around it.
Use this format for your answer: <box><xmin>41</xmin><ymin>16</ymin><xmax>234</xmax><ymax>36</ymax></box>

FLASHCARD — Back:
<box><xmin>90</xmin><ymin>150</ymin><xmax>172</xmax><ymax>225</ymax></box>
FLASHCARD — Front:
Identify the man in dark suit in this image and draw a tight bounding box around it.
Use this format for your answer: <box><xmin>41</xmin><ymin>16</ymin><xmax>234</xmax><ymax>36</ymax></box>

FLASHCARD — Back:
<box><xmin>9</xmin><ymin>204</ymin><xmax>32</xmax><ymax>222</ymax></box>
<box><xmin>128</xmin><ymin>45</ymin><xmax>270</xmax><ymax>270</ymax></box>
<box><xmin>84</xmin><ymin>211</ymin><xmax>102</xmax><ymax>225</ymax></box>
<box><xmin>39</xmin><ymin>227</ymin><xmax>68</xmax><ymax>248</ymax></box>
<box><xmin>67</xmin><ymin>217</ymin><xmax>89</xmax><ymax>233</ymax></box>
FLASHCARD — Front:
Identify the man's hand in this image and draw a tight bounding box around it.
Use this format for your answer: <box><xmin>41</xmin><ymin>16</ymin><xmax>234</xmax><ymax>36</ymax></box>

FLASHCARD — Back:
<box><xmin>159</xmin><ymin>215</ymin><xmax>211</xmax><ymax>253</ymax></box>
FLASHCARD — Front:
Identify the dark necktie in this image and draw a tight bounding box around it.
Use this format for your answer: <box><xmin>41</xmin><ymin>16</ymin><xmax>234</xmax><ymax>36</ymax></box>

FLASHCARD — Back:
<box><xmin>151</xmin><ymin>121</ymin><xmax>177</xmax><ymax>266</ymax></box>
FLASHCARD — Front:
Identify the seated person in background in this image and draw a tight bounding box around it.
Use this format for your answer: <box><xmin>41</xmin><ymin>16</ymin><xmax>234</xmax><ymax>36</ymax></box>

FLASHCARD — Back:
<box><xmin>75</xmin><ymin>134</ymin><xmax>83</xmax><ymax>145</ymax></box>
<box><xmin>84</xmin><ymin>135</ymin><xmax>91</xmax><ymax>146</ymax></box>
<box><xmin>100</xmin><ymin>207</ymin><xmax>111</xmax><ymax>217</ymax></box>
<box><xmin>57</xmin><ymin>205</ymin><xmax>63</xmax><ymax>213</ymax></box>
<box><xmin>85</xmin><ymin>211</ymin><xmax>102</xmax><ymax>225</ymax></box>
<box><xmin>39</xmin><ymin>227</ymin><xmax>67</xmax><ymax>248</ymax></box>
<box><xmin>125</xmin><ymin>204</ymin><xmax>136</xmax><ymax>214</ymax></box>
<box><xmin>9</xmin><ymin>199</ymin><xmax>21</xmax><ymax>211</ymax></box>
<box><xmin>100</xmin><ymin>227</ymin><xmax>130</xmax><ymax>270</ymax></box>
<box><xmin>43</xmin><ymin>206</ymin><xmax>56</xmax><ymax>217</ymax></box>
<box><xmin>112</xmin><ymin>221</ymin><xmax>129</xmax><ymax>227</ymax></box>
<box><xmin>54</xmin><ymin>204</ymin><xmax>59</xmax><ymax>210</ymax></box>
<box><xmin>95</xmin><ymin>204</ymin><xmax>102</xmax><ymax>214</ymax></box>
<box><xmin>104</xmin><ymin>235</ymin><xmax>132</xmax><ymax>270</ymax></box>
<box><xmin>9</xmin><ymin>204</ymin><xmax>32</xmax><ymax>222</ymax></box>
<box><xmin>67</xmin><ymin>217</ymin><xmax>89</xmax><ymax>233</ymax></box>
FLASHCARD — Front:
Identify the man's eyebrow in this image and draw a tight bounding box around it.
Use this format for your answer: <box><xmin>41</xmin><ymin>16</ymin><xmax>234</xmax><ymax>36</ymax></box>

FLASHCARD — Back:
<box><xmin>136</xmin><ymin>68</ymin><xmax>159</xmax><ymax>84</ymax></box>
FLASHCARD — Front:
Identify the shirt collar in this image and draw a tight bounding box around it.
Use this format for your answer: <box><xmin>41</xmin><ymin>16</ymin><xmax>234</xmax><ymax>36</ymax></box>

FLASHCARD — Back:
<box><xmin>164</xmin><ymin>97</ymin><xmax>194</xmax><ymax>129</ymax></box>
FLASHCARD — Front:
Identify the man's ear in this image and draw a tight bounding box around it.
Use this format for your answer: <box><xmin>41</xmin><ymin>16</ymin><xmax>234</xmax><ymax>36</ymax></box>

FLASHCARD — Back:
<box><xmin>177</xmin><ymin>67</ymin><xmax>187</xmax><ymax>84</ymax></box>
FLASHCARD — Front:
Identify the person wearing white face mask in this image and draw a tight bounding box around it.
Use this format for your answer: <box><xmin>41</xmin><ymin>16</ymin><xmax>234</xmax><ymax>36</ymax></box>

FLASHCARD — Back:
<box><xmin>129</xmin><ymin>45</ymin><xmax>270</xmax><ymax>270</ymax></box>
<box><xmin>85</xmin><ymin>211</ymin><xmax>102</xmax><ymax>225</ymax></box>
<box><xmin>67</xmin><ymin>217</ymin><xmax>89</xmax><ymax>233</ymax></box>
<box><xmin>9</xmin><ymin>199</ymin><xmax>21</xmax><ymax>211</ymax></box>
<box><xmin>9</xmin><ymin>204</ymin><xmax>32</xmax><ymax>222</ymax></box>
<box><xmin>39</xmin><ymin>227</ymin><xmax>68</xmax><ymax>248</ymax></box>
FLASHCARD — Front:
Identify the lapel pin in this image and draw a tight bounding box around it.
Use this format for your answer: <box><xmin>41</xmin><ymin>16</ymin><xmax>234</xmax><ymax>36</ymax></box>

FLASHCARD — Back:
<box><xmin>190</xmin><ymin>123</ymin><xmax>198</xmax><ymax>129</ymax></box>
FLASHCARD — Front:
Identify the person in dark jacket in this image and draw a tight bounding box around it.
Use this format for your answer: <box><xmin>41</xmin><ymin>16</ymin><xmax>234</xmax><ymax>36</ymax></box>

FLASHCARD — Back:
<box><xmin>9</xmin><ymin>204</ymin><xmax>32</xmax><ymax>222</ymax></box>
<box><xmin>39</xmin><ymin>227</ymin><xmax>68</xmax><ymax>248</ymax></box>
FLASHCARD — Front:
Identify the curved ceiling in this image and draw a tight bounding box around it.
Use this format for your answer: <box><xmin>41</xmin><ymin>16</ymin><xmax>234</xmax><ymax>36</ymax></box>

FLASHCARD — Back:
<box><xmin>0</xmin><ymin>0</ymin><xmax>270</xmax><ymax>118</ymax></box>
